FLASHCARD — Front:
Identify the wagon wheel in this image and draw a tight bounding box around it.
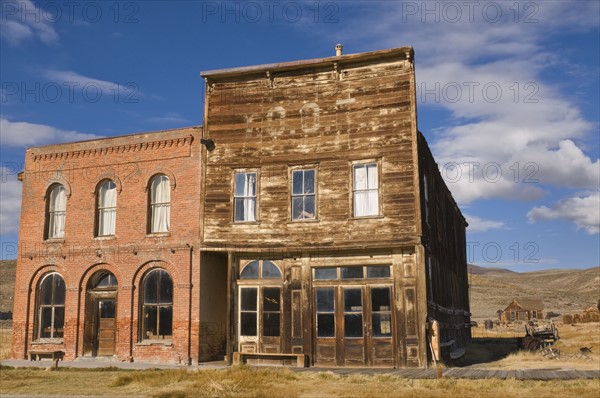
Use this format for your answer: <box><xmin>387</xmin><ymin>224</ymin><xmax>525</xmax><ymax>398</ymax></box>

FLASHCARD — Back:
<box><xmin>527</xmin><ymin>338</ymin><xmax>541</xmax><ymax>351</ymax></box>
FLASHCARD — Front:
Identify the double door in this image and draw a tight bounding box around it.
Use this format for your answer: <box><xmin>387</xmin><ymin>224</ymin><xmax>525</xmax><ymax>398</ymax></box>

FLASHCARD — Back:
<box><xmin>315</xmin><ymin>285</ymin><xmax>394</xmax><ymax>366</ymax></box>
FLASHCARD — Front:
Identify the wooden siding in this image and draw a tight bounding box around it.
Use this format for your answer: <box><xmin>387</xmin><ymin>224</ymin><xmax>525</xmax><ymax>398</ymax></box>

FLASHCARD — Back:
<box><xmin>201</xmin><ymin>51</ymin><xmax>420</xmax><ymax>251</ymax></box>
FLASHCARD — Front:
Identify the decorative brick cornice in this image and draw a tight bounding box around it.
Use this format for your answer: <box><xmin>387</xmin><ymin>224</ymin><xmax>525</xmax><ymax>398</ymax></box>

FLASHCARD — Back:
<box><xmin>31</xmin><ymin>135</ymin><xmax>194</xmax><ymax>162</ymax></box>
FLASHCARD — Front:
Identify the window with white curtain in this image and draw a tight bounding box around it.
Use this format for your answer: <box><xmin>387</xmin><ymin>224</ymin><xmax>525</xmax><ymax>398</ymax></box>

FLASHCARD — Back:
<box><xmin>234</xmin><ymin>172</ymin><xmax>257</xmax><ymax>222</ymax></box>
<box><xmin>353</xmin><ymin>163</ymin><xmax>379</xmax><ymax>217</ymax></box>
<box><xmin>97</xmin><ymin>180</ymin><xmax>117</xmax><ymax>236</ymax></box>
<box><xmin>150</xmin><ymin>175</ymin><xmax>170</xmax><ymax>233</ymax></box>
<box><xmin>47</xmin><ymin>184</ymin><xmax>66</xmax><ymax>239</ymax></box>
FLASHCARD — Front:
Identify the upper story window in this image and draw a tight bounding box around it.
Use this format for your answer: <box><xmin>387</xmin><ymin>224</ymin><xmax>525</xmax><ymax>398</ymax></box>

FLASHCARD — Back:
<box><xmin>149</xmin><ymin>175</ymin><xmax>170</xmax><ymax>233</ymax></box>
<box><xmin>292</xmin><ymin>169</ymin><xmax>316</xmax><ymax>220</ymax></box>
<box><xmin>46</xmin><ymin>184</ymin><xmax>66</xmax><ymax>239</ymax></box>
<box><xmin>37</xmin><ymin>273</ymin><xmax>65</xmax><ymax>340</ymax></box>
<box><xmin>97</xmin><ymin>180</ymin><xmax>117</xmax><ymax>236</ymax></box>
<box><xmin>352</xmin><ymin>163</ymin><xmax>379</xmax><ymax>217</ymax></box>
<box><xmin>234</xmin><ymin>172</ymin><xmax>257</xmax><ymax>222</ymax></box>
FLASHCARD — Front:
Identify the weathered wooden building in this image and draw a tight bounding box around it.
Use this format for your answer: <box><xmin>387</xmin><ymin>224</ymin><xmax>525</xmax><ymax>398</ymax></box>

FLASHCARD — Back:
<box><xmin>502</xmin><ymin>299</ymin><xmax>544</xmax><ymax>322</ymax></box>
<box><xmin>199</xmin><ymin>46</ymin><xmax>470</xmax><ymax>367</ymax></box>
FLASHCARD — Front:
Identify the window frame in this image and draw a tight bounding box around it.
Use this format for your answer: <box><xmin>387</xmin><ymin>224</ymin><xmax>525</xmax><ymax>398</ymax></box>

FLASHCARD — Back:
<box><xmin>36</xmin><ymin>272</ymin><xmax>66</xmax><ymax>341</ymax></box>
<box><xmin>95</xmin><ymin>179</ymin><xmax>117</xmax><ymax>237</ymax></box>
<box><xmin>140</xmin><ymin>268</ymin><xmax>173</xmax><ymax>341</ymax></box>
<box><xmin>148</xmin><ymin>174</ymin><xmax>171</xmax><ymax>234</ymax></box>
<box><xmin>351</xmin><ymin>160</ymin><xmax>382</xmax><ymax>218</ymax></box>
<box><xmin>45</xmin><ymin>184</ymin><xmax>67</xmax><ymax>240</ymax></box>
<box><xmin>233</xmin><ymin>170</ymin><xmax>259</xmax><ymax>223</ymax></box>
<box><xmin>290</xmin><ymin>167</ymin><xmax>317</xmax><ymax>221</ymax></box>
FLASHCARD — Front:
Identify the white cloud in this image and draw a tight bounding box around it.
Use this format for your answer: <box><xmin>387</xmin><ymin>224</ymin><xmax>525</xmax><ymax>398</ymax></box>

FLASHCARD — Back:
<box><xmin>147</xmin><ymin>112</ymin><xmax>191</xmax><ymax>124</ymax></box>
<box><xmin>0</xmin><ymin>0</ymin><xmax>59</xmax><ymax>46</ymax></box>
<box><xmin>528</xmin><ymin>192</ymin><xmax>600</xmax><ymax>234</ymax></box>
<box><xmin>43</xmin><ymin>70</ymin><xmax>142</xmax><ymax>100</ymax></box>
<box><xmin>0</xmin><ymin>167</ymin><xmax>22</xmax><ymax>235</ymax></box>
<box><xmin>0</xmin><ymin>118</ymin><xmax>101</xmax><ymax>147</ymax></box>
<box><xmin>465</xmin><ymin>214</ymin><xmax>507</xmax><ymax>233</ymax></box>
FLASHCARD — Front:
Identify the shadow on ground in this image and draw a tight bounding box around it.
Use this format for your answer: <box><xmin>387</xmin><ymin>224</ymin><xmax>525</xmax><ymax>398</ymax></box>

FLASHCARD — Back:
<box><xmin>449</xmin><ymin>338</ymin><xmax>520</xmax><ymax>367</ymax></box>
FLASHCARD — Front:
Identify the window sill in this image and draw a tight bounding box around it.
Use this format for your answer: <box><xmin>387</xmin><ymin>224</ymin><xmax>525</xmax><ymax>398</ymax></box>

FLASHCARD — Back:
<box><xmin>232</xmin><ymin>221</ymin><xmax>261</xmax><ymax>225</ymax></box>
<box><xmin>94</xmin><ymin>235</ymin><xmax>116</xmax><ymax>240</ymax></box>
<box><xmin>288</xmin><ymin>218</ymin><xmax>320</xmax><ymax>224</ymax></box>
<box><xmin>136</xmin><ymin>340</ymin><xmax>173</xmax><ymax>347</ymax></box>
<box><xmin>44</xmin><ymin>238</ymin><xmax>65</xmax><ymax>244</ymax></box>
<box><xmin>349</xmin><ymin>215</ymin><xmax>384</xmax><ymax>220</ymax></box>
<box><xmin>146</xmin><ymin>232</ymin><xmax>171</xmax><ymax>238</ymax></box>
<box><xmin>32</xmin><ymin>339</ymin><xmax>63</xmax><ymax>345</ymax></box>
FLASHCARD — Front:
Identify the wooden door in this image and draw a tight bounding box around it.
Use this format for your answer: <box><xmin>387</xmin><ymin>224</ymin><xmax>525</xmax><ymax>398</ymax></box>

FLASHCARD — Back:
<box><xmin>238</xmin><ymin>286</ymin><xmax>282</xmax><ymax>354</ymax></box>
<box><xmin>96</xmin><ymin>299</ymin><xmax>116</xmax><ymax>356</ymax></box>
<box><xmin>342</xmin><ymin>287</ymin><xmax>366</xmax><ymax>365</ymax></box>
<box><xmin>368</xmin><ymin>286</ymin><xmax>394</xmax><ymax>366</ymax></box>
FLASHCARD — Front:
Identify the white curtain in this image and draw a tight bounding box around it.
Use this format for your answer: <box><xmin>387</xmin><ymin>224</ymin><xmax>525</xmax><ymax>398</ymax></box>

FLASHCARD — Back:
<box><xmin>151</xmin><ymin>175</ymin><xmax>170</xmax><ymax>232</ymax></box>
<box><xmin>354</xmin><ymin>164</ymin><xmax>378</xmax><ymax>217</ymax></box>
<box><xmin>48</xmin><ymin>185</ymin><xmax>66</xmax><ymax>238</ymax></box>
<box><xmin>98</xmin><ymin>181</ymin><xmax>117</xmax><ymax>235</ymax></box>
<box><xmin>243</xmin><ymin>174</ymin><xmax>256</xmax><ymax>221</ymax></box>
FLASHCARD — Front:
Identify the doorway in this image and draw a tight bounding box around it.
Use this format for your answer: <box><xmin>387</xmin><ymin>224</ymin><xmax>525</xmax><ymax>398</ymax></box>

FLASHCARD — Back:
<box><xmin>84</xmin><ymin>272</ymin><xmax>118</xmax><ymax>357</ymax></box>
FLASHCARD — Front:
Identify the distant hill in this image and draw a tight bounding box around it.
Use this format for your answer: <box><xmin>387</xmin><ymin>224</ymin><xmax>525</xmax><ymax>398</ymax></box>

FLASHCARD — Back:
<box><xmin>0</xmin><ymin>260</ymin><xmax>16</xmax><ymax>312</ymax></box>
<box><xmin>469</xmin><ymin>264</ymin><xmax>600</xmax><ymax>321</ymax></box>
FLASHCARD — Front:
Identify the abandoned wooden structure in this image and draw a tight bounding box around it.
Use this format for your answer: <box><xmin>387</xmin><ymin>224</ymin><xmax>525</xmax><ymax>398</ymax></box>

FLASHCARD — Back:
<box><xmin>502</xmin><ymin>299</ymin><xmax>544</xmax><ymax>322</ymax></box>
<box><xmin>199</xmin><ymin>46</ymin><xmax>470</xmax><ymax>367</ymax></box>
<box><xmin>12</xmin><ymin>46</ymin><xmax>470</xmax><ymax>367</ymax></box>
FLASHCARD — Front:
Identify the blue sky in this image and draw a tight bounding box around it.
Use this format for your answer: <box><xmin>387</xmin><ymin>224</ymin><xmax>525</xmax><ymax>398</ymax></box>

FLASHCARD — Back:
<box><xmin>1</xmin><ymin>0</ymin><xmax>598</xmax><ymax>271</ymax></box>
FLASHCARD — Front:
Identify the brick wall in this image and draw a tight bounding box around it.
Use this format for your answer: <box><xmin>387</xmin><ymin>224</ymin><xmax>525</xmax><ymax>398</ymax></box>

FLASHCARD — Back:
<box><xmin>12</xmin><ymin>127</ymin><xmax>203</xmax><ymax>364</ymax></box>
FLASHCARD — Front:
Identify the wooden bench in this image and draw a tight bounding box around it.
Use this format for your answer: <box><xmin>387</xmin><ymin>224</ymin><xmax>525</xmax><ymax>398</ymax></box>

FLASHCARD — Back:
<box><xmin>233</xmin><ymin>352</ymin><xmax>307</xmax><ymax>367</ymax></box>
<box><xmin>28</xmin><ymin>350</ymin><xmax>64</xmax><ymax>361</ymax></box>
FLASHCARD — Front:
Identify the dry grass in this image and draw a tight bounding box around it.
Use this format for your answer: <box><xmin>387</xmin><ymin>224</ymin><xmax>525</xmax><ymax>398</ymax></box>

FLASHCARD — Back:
<box><xmin>0</xmin><ymin>366</ymin><xmax>598</xmax><ymax>398</ymax></box>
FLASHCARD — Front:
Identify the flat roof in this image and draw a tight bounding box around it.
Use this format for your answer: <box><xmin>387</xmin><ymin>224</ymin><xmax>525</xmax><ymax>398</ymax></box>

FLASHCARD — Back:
<box><xmin>201</xmin><ymin>46</ymin><xmax>413</xmax><ymax>79</ymax></box>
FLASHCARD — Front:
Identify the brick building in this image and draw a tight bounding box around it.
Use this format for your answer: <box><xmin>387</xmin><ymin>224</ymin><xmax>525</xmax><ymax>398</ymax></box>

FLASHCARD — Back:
<box><xmin>13</xmin><ymin>46</ymin><xmax>470</xmax><ymax>367</ymax></box>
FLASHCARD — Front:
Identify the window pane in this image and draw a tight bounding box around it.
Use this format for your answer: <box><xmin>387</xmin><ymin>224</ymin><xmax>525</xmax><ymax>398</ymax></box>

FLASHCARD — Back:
<box><xmin>240</xmin><ymin>261</ymin><xmax>259</xmax><ymax>279</ymax></box>
<box><xmin>234</xmin><ymin>173</ymin><xmax>246</xmax><ymax>197</ymax></box>
<box><xmin>144</xmin><ymin>272</ymin><xmax>158</xmax><ymax>304</ymax></box>
<box><xmin>344</xmin><ymin>288</ymin><xmax>362</xmax><ymax>312</ymax></box>
<box><xmin>316</xmin><ymin>288</ymin><xmax>334</xmax><ymax>312</ymax></box>
<box><xmin>96</xmin><ymin>273</ymin><xmax>117</xmax><ymax>288</ymax></box>
<box><xmin>40</xmin><ymin>277</ymin><xmax>53</xmax><ymax>305</ymax></box>
<box><xmin>367</xmin><ymin>164</ymin><xmax>378</xmax><ymax>189</ymax></box>
<box><xmin>262</xmin><ymin>261</ymin><xmax>281</xmax><ymax>279</ymax></box>
<box><xmin>143</xmin><ymin>306</ymin><xmax>158</xmax><ymax>339</ymax></box>
<box><xmin>292</xmin><ymin>170</ymin><xmax>303</xmax><ymax>195</ymax></box>
<box><xmin>263</xmin><ymin>288</ymin><xmax>280</xmax><ymax>312</ymax></box>
<box><xmin>341</xmin><ymin>267</ymin><xmax>364</xmax><ymax>279</ymax></box>
<box><xmin>158</xmin><ymin>271</ymin><xmax>173</xmax><ymax>304</ymax></box>
<box><xmin>314</xmin><ymin>268</ymin><xmax>337</xmax><ymax>280</ymax></box>
<box><xmin>40</xmin><ymin>307</ymin><xmax>53</xmax><ymax>338</ymax></box>
<box><xmin>263</xmin><ymin>313</ymin><xmax>280</xmax><ymax>337</ymax></box>
<box><xmin>53</xmin><ymin>276</ymin><xmax>65</xmax><ymax>305</ymax></box>
<box><xmin>367</xmin><ymin>266</ymin><xmax>390</xmax><ymax>278</ymax></box>
<box><xmin>241</xmin><ymin>288</ymin><xmax>257</xmax><ymax>311</ymax></box>
<box><xmin>53</xmin><ymin>306</ymin><xmax>64</xmax><ymax>338</ymax></box>
<box><xmin>372</xmin><ymin>313</ymin><xmax>392</xmax><ymax>337</ymax></box>
<box><xmin>304</xmin><ymin>195</ymin><xmax>315</xmax><ymax>219</ymax></box>
<box><xmin>241</xmin><ymin>312</ymin><xmax>257</xmax><ymax>336</ymax></box>
<box><xmin>245</xmin><ymin>173</ymin><xmax>256</xmax><ymax>196</ymax></box>
<box><xmin>292</xmin><ymin>197</ymin><xmax>303</xmax><ymax>220</ymax></box>
<box><xmin>344</xmin><ymin>314</ymin><xmax>363</xmax><ymax>338</ymax></box>
<box><xmin>99</xmin><ymin>300</ymin><xmax>115</xmax><ymax>318</ymax></box>
<box><xmin>317</xmin><ymin>313</ymin><xmax>335</xmax><ymax>337</ymax></box>
<box><xmin>304</xmin><ymin>170</ymin><xmax>315</xmax><ymax>194</ymax></box>
<box><xmin>158</xmin><ymin>306</ymin><xmax>173</xmax><ymax>337</ymax></box>
<box><xmin>371</xmin><ymin>288</ymin><xmax>391</xmax><ymax>312</ymax></box>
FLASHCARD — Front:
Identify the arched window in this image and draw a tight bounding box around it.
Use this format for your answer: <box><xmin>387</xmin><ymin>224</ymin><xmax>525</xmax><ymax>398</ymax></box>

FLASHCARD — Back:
<box><xmin>97</xmin><ymin>180</ymin><xmax>117</xmax><ymax>236</ymax></box>
<box><xmin>46</xmin><ymin>184</ymin><xmax>66</xmax><ymax>239</ymax></box>
<box><xmin>149</xmin><ymin>175</ymin><xmax>170</xmax><ymax>233</ymax></box>
<box><xmin>91</xmin><ymin>272</ymin><xmax>118</xmax><ymax>289</ymax></box>
<box><xmin>37</xmin><ymin>273</ymin><xmax>65</xmax><ymax>339</ymax></box>
<box><xmin>240</xmin><ymin>260</ymin><xmax>281</xmax><ymax>279</ymax></box>
<box><xmin>141</xmin><ymin>269</ymin><xmax>173</xmax><ymax>340</ymax></box>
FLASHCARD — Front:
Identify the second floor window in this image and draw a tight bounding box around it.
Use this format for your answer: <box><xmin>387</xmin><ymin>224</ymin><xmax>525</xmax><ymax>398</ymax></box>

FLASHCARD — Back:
<box><xmin>292</xmin><ymin>169</ymin><xmax>316</xmax><ymax>220</ymax></box>
<box><xmin>353</xmin><ymin>163</ymin><xmax>379</xmax><ymax>217</ymax></box>
<box><xmin>149</xmin><ymin>175</ymin><xmax>170</xmax><ymax>233</ymax></box>
<box><xmin>97</xmin><ymin>180</ymin><xmax>117</xmax><ymax>236</ymax></box>
<box><xmin>234</xmin><ymin>172</ymin><xmax>256</xmax><ymax>222</ymax></box>
<box><xmin>46</xmin><ymin>184</ymin><xmax>66</xmax><ymax>239</ymax></box>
